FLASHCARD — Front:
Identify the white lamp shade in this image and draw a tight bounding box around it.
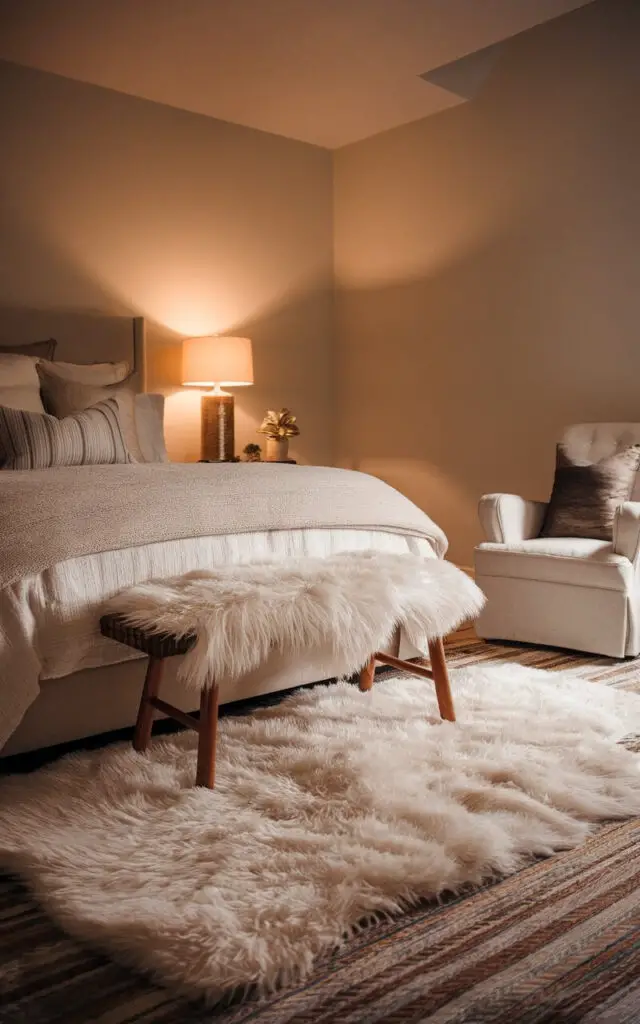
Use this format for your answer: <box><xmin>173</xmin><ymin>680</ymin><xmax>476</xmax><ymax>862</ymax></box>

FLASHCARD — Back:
<box><xmin>182</xmin><ymin>335</ymin><xmax>253</xmax><ymax>387</ymax></box>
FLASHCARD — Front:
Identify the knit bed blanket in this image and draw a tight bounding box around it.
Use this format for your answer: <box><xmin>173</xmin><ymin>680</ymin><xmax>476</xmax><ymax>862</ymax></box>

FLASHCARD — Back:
<box><xmin>0</xmin><ymin>463</ymin><xmax>448</xmax><ymax>588</ymax></box>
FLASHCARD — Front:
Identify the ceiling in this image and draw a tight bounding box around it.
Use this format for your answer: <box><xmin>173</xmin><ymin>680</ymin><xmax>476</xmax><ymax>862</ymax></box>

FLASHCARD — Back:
<box><xmin>0</xmin><ymin>0</ymin><xmax>593</xmax><ymax>148</ymax></box>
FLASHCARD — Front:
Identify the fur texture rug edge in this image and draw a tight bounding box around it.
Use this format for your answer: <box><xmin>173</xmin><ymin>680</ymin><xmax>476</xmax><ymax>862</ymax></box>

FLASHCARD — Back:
<box><xmin>0</xmin><ymin>663</ymin><xmax>639</xmax><ymax>1004</ymax></box>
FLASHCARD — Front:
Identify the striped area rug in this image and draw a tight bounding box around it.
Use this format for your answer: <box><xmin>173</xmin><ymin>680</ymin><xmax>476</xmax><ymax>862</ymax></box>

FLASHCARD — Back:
<box><xmin>1</xmin><ymin>637</ymin><xmax>639</xmax><ymax>1024</ymax></box>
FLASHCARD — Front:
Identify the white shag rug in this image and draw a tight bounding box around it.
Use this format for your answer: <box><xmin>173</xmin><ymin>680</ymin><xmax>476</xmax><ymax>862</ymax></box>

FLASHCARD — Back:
<box><xmin>1</xmin><ymin>663</ymin><xmax>640</xmax><ymax>1004</ymax></box>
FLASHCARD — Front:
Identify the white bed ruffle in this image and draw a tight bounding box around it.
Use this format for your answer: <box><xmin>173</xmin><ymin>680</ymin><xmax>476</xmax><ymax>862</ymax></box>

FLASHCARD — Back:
<box><xmin>0</xmin><ymin>528</ymin><xmax>434</xmax><ymax>748</ymax></box>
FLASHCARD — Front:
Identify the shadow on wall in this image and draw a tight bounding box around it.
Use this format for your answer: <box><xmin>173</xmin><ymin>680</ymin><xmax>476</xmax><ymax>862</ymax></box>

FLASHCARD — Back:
<box><xmin>333</xmin><ymin>0</ymin><xmax>640</xmax><ymax>565</ymax></box>
<box><xmin>0</xmin><ymin>57</ymin><xmax>334</xmax><ymax>466</ymax></box>
<box><xmin>0</xmin><ymin>193</ymin><xmax>333</xmax><ymax>465</ymax></box>
<box><xmin>0</xmin><ymin>135</ymin><xmax>333</xmax><ymax>465</ymax></box>
<box><xmin>0</xmin><ymin>290</ymin><xmax>333</xmax><ymax>469</ymax></box>
<box><xmin>335</xmin><ymin>224</ymin><xmax>640</xmax><ymax>565</ymax></box>
<box><xmin>0</xmin><ymin>202</ymin><xmax>132</xmax><ymax>317</ymax></box>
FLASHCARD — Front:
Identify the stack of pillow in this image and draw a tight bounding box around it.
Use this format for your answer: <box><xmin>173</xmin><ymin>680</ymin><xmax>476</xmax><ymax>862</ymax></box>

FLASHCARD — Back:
<box><xmin>0</xmin><ymin>339</ymin><xmax>167</xmax><ymax>470</ymax></box>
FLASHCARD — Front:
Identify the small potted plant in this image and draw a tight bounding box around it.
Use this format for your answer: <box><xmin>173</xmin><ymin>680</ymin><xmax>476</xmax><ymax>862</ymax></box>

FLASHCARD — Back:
<box><xmin>257</xmin><ymin>408</ymin><xmax>300</xmax><ymax>462</ymax></box>
<box><xmin>242</xmin><ymin>443</ymin><xmax>262</xmax><ymax>462</ymax></box>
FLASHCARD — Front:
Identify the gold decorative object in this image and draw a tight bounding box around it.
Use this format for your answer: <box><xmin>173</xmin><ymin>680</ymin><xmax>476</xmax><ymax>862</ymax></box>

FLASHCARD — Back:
<box><xmin>257</xmin><ymin>409</ymin><xmax>299</xmax><ymax>440</ymax></box>
<box><xmin>258</xmin><ymin>409</ymin><xmax>300</xmax><ymax>462</ymax></box>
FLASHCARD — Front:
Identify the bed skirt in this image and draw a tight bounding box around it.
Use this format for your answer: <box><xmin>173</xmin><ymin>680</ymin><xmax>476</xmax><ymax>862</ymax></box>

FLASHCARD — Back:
<box><xmin>1</xmin><ymin>630</ymin><xmax>419</xmax><ymax>757</ymax></box>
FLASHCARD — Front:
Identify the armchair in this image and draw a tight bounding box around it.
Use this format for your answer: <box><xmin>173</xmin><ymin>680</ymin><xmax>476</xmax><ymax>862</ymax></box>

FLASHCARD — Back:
<box><xmin>475</xmin><ymin>424</ymin><xmax>640</xmax><ymax>658</ymax></box>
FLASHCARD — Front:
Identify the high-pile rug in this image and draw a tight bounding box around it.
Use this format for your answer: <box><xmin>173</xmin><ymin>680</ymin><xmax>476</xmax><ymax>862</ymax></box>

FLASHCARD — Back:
<box><xmin>0</xmin><ymin>662</ymin><xmax>639</xmax><ymax>1007</ymax></box>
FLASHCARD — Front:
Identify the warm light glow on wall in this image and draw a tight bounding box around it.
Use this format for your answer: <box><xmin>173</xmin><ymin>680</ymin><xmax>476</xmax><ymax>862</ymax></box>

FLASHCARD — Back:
<box><xmin>163</xmin><ymin>390</ymin><xmax>204</xmax><ymax>462</ymax></box>
<box><xmin>10</xmin><ymin>202</ymin><xmax>317</xmax><ymax>339</ymax></box>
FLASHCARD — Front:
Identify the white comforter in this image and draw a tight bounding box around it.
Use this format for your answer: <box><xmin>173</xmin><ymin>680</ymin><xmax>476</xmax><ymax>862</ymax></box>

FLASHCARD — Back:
<box><xmin>0</xmin><ymin>528</ymin><xmax>434</xmax><ymax>748</ymax></box>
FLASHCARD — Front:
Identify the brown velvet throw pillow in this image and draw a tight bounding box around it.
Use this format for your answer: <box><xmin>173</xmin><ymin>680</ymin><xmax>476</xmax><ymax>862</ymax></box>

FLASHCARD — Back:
<box><xmin>540</xmin><ymin>444</ymin><xmax>640</xmax><ymax>541</ymax></box>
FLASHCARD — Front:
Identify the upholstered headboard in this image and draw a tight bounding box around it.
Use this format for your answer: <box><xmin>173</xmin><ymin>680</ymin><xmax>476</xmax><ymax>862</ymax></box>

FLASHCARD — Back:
<box><xmin>0</xmin><ymin>310</ymin><xmax>147</xmax><ymax>392</ymax></box>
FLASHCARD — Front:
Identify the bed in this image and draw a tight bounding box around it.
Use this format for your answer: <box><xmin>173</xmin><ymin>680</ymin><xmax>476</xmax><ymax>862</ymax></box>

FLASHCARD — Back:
<box><xmin>0</xmin><ymin>312</ymin><xmax>447</xmax><ymax>757</ymax></box>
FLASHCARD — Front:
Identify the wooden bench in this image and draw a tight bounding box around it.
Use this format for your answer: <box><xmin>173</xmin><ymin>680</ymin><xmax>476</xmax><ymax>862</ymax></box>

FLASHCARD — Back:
<box><xmin>100</xmin><ymin>616</ymin><xmax>455</xmax><ymax>790</ymax></box>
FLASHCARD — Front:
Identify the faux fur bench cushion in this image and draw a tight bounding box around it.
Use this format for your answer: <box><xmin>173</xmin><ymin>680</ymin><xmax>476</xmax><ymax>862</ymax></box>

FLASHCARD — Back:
<box><xmin>103</xmin><ymin>551</ymin><xmax>485</xmax><ymax>690</ymax></box>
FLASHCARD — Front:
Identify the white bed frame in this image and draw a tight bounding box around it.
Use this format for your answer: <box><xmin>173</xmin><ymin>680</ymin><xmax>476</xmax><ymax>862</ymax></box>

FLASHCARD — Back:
<box><xmin>2</xmin><ymin>643</ymin><xmax>413</xmax><ymax>757</ymax></box>
<box><xmin>1</xmin><ymin>310</ymin><xmax>418</xmax><ymax>757</ymax></box>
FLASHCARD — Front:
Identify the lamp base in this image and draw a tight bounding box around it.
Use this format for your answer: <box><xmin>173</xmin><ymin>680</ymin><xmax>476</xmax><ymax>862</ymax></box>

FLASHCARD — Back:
<box><xmin>201</xmin><ymin>393</ymin><xmax>234</xmax><ymax>461</ymax></box>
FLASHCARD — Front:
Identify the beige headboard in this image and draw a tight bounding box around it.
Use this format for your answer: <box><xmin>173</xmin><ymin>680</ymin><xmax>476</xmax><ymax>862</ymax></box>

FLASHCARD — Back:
<box><xmin>0</xmin><ymin>310</ymin><xmax>147</xmax><ymax>391</ymax></box>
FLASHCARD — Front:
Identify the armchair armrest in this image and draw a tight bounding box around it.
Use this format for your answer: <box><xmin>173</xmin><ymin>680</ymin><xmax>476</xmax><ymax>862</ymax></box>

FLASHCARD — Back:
<box><xmin>613</xmin><ymin>502</ymin><xmax>640</xmax><ymax>563</ymax></box>
<box><xmin>478</xmin><ymin>493</ymin><xmax>548</xmax><ymax>544</ymax></box>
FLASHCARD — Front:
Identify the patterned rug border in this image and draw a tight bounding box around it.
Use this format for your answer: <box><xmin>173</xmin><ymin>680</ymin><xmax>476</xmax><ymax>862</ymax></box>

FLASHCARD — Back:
<box><xmin>1</xmin><ymin>637</ymin><xmax>639</xmax><ymax>1023</ymax></box>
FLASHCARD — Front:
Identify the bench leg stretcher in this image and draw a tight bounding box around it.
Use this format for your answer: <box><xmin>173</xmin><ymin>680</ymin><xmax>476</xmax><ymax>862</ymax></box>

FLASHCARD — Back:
<box><xmin>134</xmin><ymin>636</ymin><xmax>455</xmax><ymax>789</ymax></box>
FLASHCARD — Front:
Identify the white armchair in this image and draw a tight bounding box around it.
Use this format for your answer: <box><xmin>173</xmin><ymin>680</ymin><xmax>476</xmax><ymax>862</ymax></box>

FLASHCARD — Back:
<box><xmin>474</xmin><ymin>424</ymin><xmax>640</xmax><ymax>658</ymax></box>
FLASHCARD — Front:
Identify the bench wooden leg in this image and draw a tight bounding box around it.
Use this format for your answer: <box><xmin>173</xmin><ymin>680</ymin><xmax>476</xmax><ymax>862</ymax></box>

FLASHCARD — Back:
<box><xmin>371</xmin><ymin>638</ymin><xmax>456</xmax><ymax>722</ymax></box>
<box><xmin>196</xmin><ymin>681</ymin><xmax>220</xmax><ymax>788</ymax></box>
<box><xmin>359</xmin><ymin>656</ymin><xmax>376</xmax><ymax>691</ymax></box>
<box><xmin>133</xmin><ymin>657</ymin><xmax>164</xmax><ymax>752</ymax></box>
<box><xmin>428</xmin><ymin>637</ymin><xmax>456</xmax><ymax>722</ymax></box>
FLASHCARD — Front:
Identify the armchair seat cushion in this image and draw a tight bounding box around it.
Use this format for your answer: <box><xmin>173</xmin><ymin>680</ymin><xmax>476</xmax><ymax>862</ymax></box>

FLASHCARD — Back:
<box><xmin>475</xmin><ymin>538</ymin><xmax>633</xmax><ymax>592</ymax></box>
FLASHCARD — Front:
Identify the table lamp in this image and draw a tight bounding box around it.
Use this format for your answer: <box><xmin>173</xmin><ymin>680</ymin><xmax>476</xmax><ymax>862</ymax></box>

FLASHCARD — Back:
<box><xmin>182</xmin><ymin>335</ymin><xmax>253</xmax><ymax>461</ymax></box>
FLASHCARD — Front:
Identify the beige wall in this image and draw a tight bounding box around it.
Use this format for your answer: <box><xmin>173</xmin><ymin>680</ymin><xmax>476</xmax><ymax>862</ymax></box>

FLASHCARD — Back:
<box><xmin>2</xmin><ymin>0</ymin><xmax>639</xmax><ymax>562</ymax></box>
<box><xmin>0</xmin><ymin>60</ymin><xmax>334</xmax><ymax>464</ymax></box>
<box><xmin>334</xmin><ymin>0</ymin><xmax>640</xmax><ymax>564</ymax></box>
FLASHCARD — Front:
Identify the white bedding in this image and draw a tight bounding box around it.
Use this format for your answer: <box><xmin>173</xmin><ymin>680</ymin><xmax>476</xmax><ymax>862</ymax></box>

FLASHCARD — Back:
<box><xmin>0</xmin><ymin>528</ymin><xmax>434</xmax><ymax>748</ymax></box>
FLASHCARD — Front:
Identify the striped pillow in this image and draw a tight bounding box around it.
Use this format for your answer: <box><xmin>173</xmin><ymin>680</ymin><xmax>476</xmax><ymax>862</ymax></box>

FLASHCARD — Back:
<box><xmin>0</xmin><ymin>398</ymin><xmax>133</xmax><ymax>470</ymax></box>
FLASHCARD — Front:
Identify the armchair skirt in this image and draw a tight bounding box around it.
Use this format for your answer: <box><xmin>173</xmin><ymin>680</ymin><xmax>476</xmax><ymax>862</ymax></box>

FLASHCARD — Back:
<box><xmin>475</xmin><ymin>535</ymin><xmax>637</xmax><ymax>657</ymax></box>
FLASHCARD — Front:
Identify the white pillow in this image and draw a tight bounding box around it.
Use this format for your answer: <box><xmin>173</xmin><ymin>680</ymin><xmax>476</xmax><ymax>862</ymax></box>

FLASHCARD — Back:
<box><xmin>0</xmin><ymin>353</ymin><xmax>46</xmax><ymax>413</ymax></box>
<box><xmin>135</xmin><ymin>394</ymin><xmax>168</xmax><ymax>463</ymax></box>
<box><xmin>37</xmin><ymin>359</ymin><xmax>131</xmax><ymax>385</ymax></box>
